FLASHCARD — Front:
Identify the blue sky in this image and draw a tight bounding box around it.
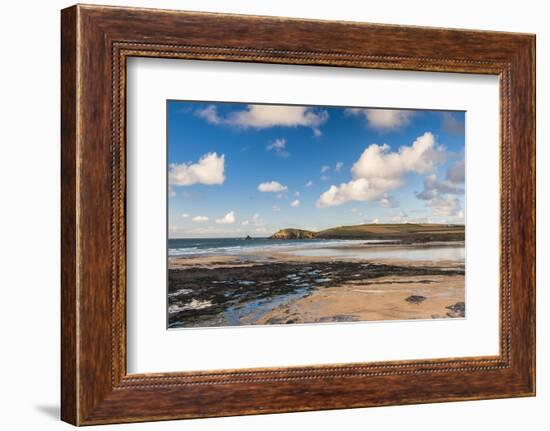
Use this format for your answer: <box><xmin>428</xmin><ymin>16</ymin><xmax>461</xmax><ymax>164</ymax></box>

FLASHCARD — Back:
<box><xmin>168</xmin><ymin>101</ymin><xmax>465</xmax><ymax>238</ymax></box>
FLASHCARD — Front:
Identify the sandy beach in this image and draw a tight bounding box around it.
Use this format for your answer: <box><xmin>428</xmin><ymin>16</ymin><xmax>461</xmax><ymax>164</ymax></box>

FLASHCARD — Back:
<box><xmin>257</xmin><ymin>274</ymin><xmax>464</xmax><ymax>325</ymax></box>
<box><xmin>168</xmin><ymin>240</ymin><xmax>465</xmax><ymax>328</ymax></box>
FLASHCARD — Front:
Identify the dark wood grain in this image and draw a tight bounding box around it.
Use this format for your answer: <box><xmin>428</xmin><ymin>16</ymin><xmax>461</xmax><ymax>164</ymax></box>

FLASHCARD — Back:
<box><xmin>60</xmin><ymin>6</ymin><xmax>78</xmax><ymax>425</ymax></box>
<box><xmin>61</xmin><ymin>4</ymin><xmax>536</xmax><ymax>425</ymax></box>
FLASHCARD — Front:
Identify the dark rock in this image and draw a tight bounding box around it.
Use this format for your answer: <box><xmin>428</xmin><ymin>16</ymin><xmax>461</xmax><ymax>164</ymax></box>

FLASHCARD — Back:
<box><xmin>168</xmin><ymin>261</ymin><xmax>463</xmax><ymax>327</ymax></box>
<box><xmin>446</xmin><ymin>301</ymin><xmax>465</xmax><ymax>317</ymax></box>
<box><xmin>405</xmin><ymin>295</ymin><xmax>427</xmax><ymax>304</ymax></box>
<box><xmin>319</xmin><ymin>314</ymin><xmax>360</xmax><ymax>323</ymax></box>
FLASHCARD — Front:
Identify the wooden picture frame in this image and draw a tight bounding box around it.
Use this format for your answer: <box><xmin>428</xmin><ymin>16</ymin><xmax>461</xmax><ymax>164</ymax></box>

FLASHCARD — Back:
<box><xmin>61</xmin><ymin>4</ymin><xmax>535</xmax><ymax>425</ymax></box>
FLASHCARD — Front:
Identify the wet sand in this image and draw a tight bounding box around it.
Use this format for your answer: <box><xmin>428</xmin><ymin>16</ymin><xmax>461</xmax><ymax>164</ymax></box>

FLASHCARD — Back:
<box><xmin>257</xmin><ymin>275</ymin><xmax>465</xmax><ymax>325</ymax></box>
<box><xmin>168</xmin><ymin>242</ymin><xmax>465</xmax><ymax>328</ymax></box>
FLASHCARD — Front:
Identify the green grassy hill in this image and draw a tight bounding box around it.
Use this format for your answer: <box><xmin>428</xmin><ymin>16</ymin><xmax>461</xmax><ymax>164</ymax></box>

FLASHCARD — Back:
<box><xmin>270</xmin><ymin>223</ymin><xmax>464</xmax><ymax>243</ymax></box>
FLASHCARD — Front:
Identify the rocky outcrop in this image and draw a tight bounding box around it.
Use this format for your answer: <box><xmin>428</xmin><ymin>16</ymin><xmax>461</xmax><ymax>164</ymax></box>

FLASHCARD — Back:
<box><xmin>446</xmin><ymin>302</ymin><xmax>465</xmax><ymax>317</ymax></box>
<box><xmin>269</xmin><ymin>228</ymin><xmax>317</xmax><ymax>240</ymax></box>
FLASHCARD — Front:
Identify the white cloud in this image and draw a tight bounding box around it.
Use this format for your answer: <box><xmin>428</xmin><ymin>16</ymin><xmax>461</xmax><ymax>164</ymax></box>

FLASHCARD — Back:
<box><xmin>321</xmin><ymin>175</ymin><xmax>330</xmax><ymax>181</ymax></box>
<box><xmin>390</xmin><ymin>211</ymin><xmax>409</xmax><ymax>223</ymax></box>
<box><xmin>267</xmin><ymin>138</ymin><xmax>289</xmax><ymax>158</ymax></box>
<box><xmin>305</xmin><ymin>180</ymin><xmax>313</xmax><ymax>187</ymax></box>
<box><xmin>346</xmin><ymin>108</ymin><xmax>414</xmax><ymax>131</ymax></box>
<box><xmin>169</xmin><ymin>152</ymin><xmax>225</xmax><ymax>186</ymax></box>
<box><xmin>272</xmin><ymin>205</ymin><xmax>281</xmax><ymax>212</ymax></box>
<box><xmin>427</xmin><ymin>195</ymin><xmax>462</xmax><ymax>217</ymax></box>
<box><xmin>335</xmin><ymin>162</ymin><xmax>344</xmax><ymax>172</ymax></box>
<box><xmin>416</xmin><ymin>165</ymin><xmax>464</xmax><ymax>219</ymax></box>
<box><xmin>352</xmin><ymin>132</ymin><xmax>445</xmax><ymax>179</ymax></box>
<box><xmin>294</xmin><ymin>191</ymin><xmax>300</xmax><ymax>197</ymax></box>
<box><xmin>379</xmin><ymin>193</ymin><xmax>399</xmax><ymax>208</ymax></box>
<box><xmin>446</xmin><ymin>158</ymin><xmax>465</xmax><ymax>183</ymax></box>
<box><xmin>182</xmin><ymin>213</ymin><xmax>190</xmax><ymax>218</ymax></box>
<box><xmin>195</xmin><ymin>105</ymin><xmax>222</xmax><ymax>124</ymax></box>
<box><xmin>258</xmin><ymin>181</ymin><xmax>288</xmax><ymax>192</ymax></box>
<box><xmin>267</xmin><ymin>138</ymin><xmax>286</xmax><ymax>150</ymax></box>
<box><xmin>321</xmin><ymin>165</ymin><xmax>330</xmax><ymax>173</ymax></box>
<box><xmin>191</xmin><ymin>215</ymin><xmax>209</xmax><ymax>222</ymax></box>
<box><xmin>196</xmin><ymin>104</ymin><xmax>328</xmax><ymax>135</ymax></box>
<box><xmin>216</xmin><ymin>211</ymin><xmax>236</xmax><ymax>224</ymax></box>
<box><xmin>317</xmin><ymin>178</ymin><xmax>403</xmax><ymax>208</ymax></box>
<box><xmin>416</xmin><ymin>173</ymin><xmax>463</xmax><ymax>201</ymax></box>
<box><xmin>291</xmin><ymin>199</ymin><xmax>300</xmax><ymax>207</ymax></box>
<box><xmin>241</xmin><ymin>220</ymin><xmax>249</xmax><ymax>226</ymax></box>
<box><xmin>371</xmin><ymin>218</ymin><xmax>380</xmax><ymax>224</ymax></box>
<box><xmin>317</xmin><ymin>132</ymin><xmax>445</xmax><ymax>208</ymax></box>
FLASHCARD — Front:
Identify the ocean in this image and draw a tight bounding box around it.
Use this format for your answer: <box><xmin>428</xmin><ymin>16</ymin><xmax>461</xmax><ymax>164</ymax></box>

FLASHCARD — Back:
<box><xmin>168</xmin><ymin>237</ymin><xmax>366</xmax><ymax>258</ymax></box>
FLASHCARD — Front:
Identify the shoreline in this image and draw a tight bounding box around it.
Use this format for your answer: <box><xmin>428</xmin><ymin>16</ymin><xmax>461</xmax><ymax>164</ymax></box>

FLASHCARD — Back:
<box><xmin>169</xmin><ymin>240</ymin><xmax>465</xmax><ymax>269</ymax></box>
<box><xmin>168</xmin><ymin>241</ymin><xmax>465</xmax><ymax>329</ymax></box>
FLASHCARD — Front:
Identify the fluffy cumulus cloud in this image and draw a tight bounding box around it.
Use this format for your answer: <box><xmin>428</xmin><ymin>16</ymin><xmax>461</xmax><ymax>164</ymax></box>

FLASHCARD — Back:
<box><xmin>317</xmin><ymin>132</ymin><xmax>445</xmax><ymax>208</ymax></box>
<box><xmin>291</xmin><ymin>199</ymin><xmax>300</xmax><ymax>207</ymax></box>
<box><xmin>192</xmin><ymin>215</ymin><xmax>209</xmax><ymax>222</ymax></box>
<box><xmin>346</xmin><ymin>108</ymin><xmax>414</xmax><ymax>131</ymax></box>
<box><xmin>317</xmin><ymin>178</ymin><xmax>403</xmax><ymax>208</ymax></box>
<box><xmin>351</xmin><ymin>132</ymin><xmax>445</xmax><ymax>179</ymax></box>
<box><xmin>215</xmin><ymin>211</ymin><xmax>236</xmax><ymax>224</ymax></box>
<box><xmin>196</xmin><ymin>104</ymin><xmax>328</xmax><ymax>136</ymax></box>
<box><xmin>258</xmin><ymin>181</ymin><xmax>288</xmax><ymax>192</ymax></box>
<box><xmin>416</xmin><ymin>173</ymin><xmax>463</xmax><ymax>201</ymax></box>
<box><xmin>335</xmin><ymin>162</ymin><xmax>344</xmax><ymax>172</ymax></box>
<box><xmin>415</xmin><ymin>158</ymin><xmax>465</xmax><ymax>218</ymax></box>
<box><xmin>169</xmin><ymin>152</ymin><xmax>225</xmax><ymax>186</ymax></box>
<box><xmin>267</xmin><ymin>138</ymin><xmax>289</xmax><ymax>158</ymax></box>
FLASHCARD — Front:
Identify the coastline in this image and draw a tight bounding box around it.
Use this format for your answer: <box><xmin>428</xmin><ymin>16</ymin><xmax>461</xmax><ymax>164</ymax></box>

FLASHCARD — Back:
<box><xmin>168</xmin><ymin>240</ymin><xmax>465</xmax><ymax>328</ymax></box>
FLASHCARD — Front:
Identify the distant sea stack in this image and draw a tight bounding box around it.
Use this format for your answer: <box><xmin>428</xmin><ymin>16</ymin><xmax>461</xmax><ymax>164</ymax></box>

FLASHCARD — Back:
<box><xmin>269</xmin><ymin>228</ymin><xmax>317</xmax><ymax>240</ymax></box>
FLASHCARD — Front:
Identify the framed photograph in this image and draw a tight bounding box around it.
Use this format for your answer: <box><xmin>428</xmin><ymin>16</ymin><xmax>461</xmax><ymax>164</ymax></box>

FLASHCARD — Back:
<box><xmin>164</xmin><ymin>100</ymin><xmax>467</xmax><ymax>329</ymax></box>
<box><xmin>61</xmin><ymin>4</ymin><xmax>535</xmax><ymax>425</ymax></box>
